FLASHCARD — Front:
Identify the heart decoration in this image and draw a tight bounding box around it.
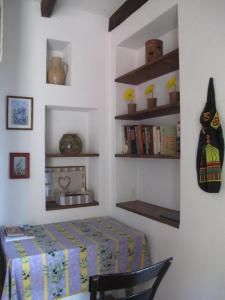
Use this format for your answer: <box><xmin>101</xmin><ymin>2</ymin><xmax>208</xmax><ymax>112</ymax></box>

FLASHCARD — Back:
<box><xmin>58</xmin><ymin>176</ymin><xmax>71</xmax><ymax>190</ymax></box>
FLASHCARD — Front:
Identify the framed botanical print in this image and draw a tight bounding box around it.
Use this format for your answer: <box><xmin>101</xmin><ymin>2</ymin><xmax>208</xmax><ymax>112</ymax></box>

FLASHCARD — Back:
<box><xmin>10</xmin><ymin>153</ymin><xmax>30</xmax><ymax>179</ymax></box>
<box><xmin>6</xmin><ymin>96</ymin><xmax>33</xmax><ymax>130</ymax></box>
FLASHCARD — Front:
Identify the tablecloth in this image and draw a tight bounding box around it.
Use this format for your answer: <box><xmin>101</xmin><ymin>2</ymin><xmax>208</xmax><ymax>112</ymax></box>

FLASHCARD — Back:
<box><xmin>1</xmin><ymin>217</ymin><xmax>150</xmax><ymax>300</ymax></box>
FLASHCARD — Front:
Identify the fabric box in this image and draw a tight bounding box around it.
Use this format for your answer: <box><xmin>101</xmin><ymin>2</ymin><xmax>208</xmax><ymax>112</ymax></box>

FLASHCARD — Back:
<box><xmin>56</xmin><ymin>191</ymin><xmax>93</xmax><ymax>206</ymax></box>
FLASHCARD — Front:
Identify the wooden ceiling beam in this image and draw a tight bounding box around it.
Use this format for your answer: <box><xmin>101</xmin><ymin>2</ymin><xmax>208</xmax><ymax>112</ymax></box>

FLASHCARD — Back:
<box><xmin>109</xmin><ymin>0</ymin><xmax>149</xmax><ymax>32</ymax></box>
<box><xmin>41</xmin><ymin>0</ymin><xmax>57</xmax><ymax>18</ymax></box>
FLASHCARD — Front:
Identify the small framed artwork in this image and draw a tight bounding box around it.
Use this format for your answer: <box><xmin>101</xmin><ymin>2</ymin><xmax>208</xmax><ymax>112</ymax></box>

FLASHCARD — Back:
<box><xmin>10</xmin><ymin>153</ymin><xmax>30</xmax><ymax>179</ymax></box>
<box><xmin>6</xmin><ymin>96</ymin><xmax>33</xmax><ymax>130</ymax></box>
<box><xmin>45</xmin><ymin>166</ymin><xmax>86</xmax><ymax>201</ymax></box>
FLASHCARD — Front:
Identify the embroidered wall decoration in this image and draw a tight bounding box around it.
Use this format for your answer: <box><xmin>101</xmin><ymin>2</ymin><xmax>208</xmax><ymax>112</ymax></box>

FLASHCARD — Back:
<box><xmin>196</xmin><ymin>78</ymin><xmax>224</xmax><ymax>193</ymax></box>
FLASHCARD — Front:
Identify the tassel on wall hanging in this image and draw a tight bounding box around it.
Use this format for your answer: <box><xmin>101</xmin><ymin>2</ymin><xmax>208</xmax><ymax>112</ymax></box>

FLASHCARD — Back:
<box><xmin>196</xmin><ymin>78</ymin><xmax>224</xmax><ymax>193</ymax></box>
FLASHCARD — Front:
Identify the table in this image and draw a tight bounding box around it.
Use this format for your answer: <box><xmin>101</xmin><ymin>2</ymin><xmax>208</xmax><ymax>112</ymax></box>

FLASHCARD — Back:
<box><xmin>1</xmin><ymin>217</ymin><xmax>150</xmax><ymax>300</ymax></box>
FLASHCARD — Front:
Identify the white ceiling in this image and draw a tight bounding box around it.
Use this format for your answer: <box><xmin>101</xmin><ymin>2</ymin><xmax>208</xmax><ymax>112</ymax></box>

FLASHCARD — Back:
<box><xmin>56</xmin><ymin>0</ymin><xmax>127</xmax><ymax>17</ymax></box>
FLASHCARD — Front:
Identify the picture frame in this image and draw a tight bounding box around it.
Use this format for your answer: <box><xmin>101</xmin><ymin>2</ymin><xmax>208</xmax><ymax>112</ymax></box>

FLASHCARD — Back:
<box><xmin>10</xmin><ymin>153</ymin><xmax>30</xmax><ymax>179</ymax></box>
<box><xmin>6</xmin><ymin>96</ymin><xmax>33</xmax><ymax>130</ymax></box>
<box><xmin>45</xmin><ymin>166</ymin><xmax>86</xmax><ymax>202</ymax></box>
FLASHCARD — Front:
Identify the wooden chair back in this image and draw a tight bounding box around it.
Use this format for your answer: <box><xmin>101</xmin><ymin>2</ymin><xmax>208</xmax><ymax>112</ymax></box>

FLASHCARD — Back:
<box><xmin>89</xmin><ymin>257</ymin><xmax>173</xmax><ymax>300</ymax></box>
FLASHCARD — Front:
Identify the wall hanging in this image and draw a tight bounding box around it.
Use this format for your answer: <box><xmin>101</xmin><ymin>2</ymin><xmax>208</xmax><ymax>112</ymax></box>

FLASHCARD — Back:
<box><xmin>196</xmin><ymin>78</ymin><xmax>224</xmax><ymax>193</ymax></box>
<box><xmin>6</xmin><ymin>96</ymin><xmax>33</xmax><ymax>130</ymax></box>
<box><xmin>10</xmin><ymin>153</ymin><xmax>30</xmax><ymax>179</ymax></box>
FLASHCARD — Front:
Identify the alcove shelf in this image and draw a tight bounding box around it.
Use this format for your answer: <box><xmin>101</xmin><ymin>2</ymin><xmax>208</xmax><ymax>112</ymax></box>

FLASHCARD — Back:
<box><xmin>115</xmin><ymin>49</ymin><xmax>179</xmax><ymax>85</ymax></box>
<box><xmin>117</xmin><ymin>200</ymin><xmax>180</xmax><ymax>228</ymax></box>
<box><xmin>46</xmin><ymin>153</ymin><xmax>99</xmax><ymax>158</ymax></box>
<box><xmin>46</xmin><ymin>200</ymin><xmax>99</xmax><ymax>211</ymax></box>
<box><xmin>115</xmin><ymin>103</ymin><xmax>180</xmax><ymax>120</ymax></box>
<box><xmin>115</xmin><ymin>154</ymin><xmax>180</xmax><ymax>159</ymax></box>
<box><xmin>46</xmin><ymin>39</ymin><xmax>71</xmax><ymax>86</ymax></box>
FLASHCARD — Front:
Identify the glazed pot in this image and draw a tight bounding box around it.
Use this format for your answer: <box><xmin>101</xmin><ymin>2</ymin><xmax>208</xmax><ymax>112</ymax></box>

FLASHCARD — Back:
<box><xmin>59</xmin><ymin>134</ymin><xmax>82</xmax><ymax>154</ymax></box>
<box><xmin>48</xmin><ymin>57</ymin><xmax>68</xmax><ymax>85</ymax></box>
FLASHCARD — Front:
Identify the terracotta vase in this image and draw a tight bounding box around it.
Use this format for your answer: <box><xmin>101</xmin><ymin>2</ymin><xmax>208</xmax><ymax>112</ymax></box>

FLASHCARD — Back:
<box><xmin>48</xmin><ymin>57</ymin><xmax>68</xmax><ymax>85</ymax></box>
<box><xmin>145</xmin><ymin>39</ymin><xmax>163</xmax><ymax>63</ymax></box>
<box><xmin>169</xmin><ymin>91</ymin><xmax>180</xmax><ymax>105</ymax></box>
<box><xmin>147</xmin><ymin>97</ymin><xmax>157</xmax><ymax>109</ymax></box>
<box><xmin>128</xmin><ymin>103</ymin><xmax>136</xmax><ymax>114</ymax></box>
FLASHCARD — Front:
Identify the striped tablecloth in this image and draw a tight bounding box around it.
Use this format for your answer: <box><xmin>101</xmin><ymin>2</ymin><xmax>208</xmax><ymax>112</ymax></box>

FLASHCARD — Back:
<box><xmin>1</xmin><ymin>217</ymin><xmax>150</xmax><ymax>300</ymax></box>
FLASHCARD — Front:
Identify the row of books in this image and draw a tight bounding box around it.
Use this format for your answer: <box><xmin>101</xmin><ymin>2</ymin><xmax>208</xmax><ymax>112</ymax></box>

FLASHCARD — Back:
<box><xmin>4</xmin><ymin>225</ymin><xmax>34</xmax><ymax>242</ymax></box>
<box><xmin>124</xmin><ymin>122</ymin><xmax>180</xmax><ymax>156</ymax></box>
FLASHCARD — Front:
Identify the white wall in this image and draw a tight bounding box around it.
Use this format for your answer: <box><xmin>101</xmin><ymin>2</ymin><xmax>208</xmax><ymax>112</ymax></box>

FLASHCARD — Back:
<box><xmin>0</xmin><ymin>0</ymin><xmax>110</xmax><ymax>226</ymax></box>
<box><xmin>110</xmin><ymin>0</ymin><xmax>225</xmax><ymax>299</ymax></box>
<box><xmin>1</xmin><ymin>0</ymin><xmax>225</xmax><ymax>300</ymax></box>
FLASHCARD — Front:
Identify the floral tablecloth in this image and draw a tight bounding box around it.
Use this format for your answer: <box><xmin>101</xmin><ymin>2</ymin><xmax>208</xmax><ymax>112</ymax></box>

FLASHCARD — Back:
<box><xmin>1</xmin><ymin>217</ymin><xmax>150</xmax><ymax>300</ymax></box>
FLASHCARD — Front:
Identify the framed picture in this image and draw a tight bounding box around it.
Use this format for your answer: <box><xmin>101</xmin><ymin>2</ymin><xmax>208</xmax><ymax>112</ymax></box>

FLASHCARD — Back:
<box><xmin>10</xmin><ymin>153</ymin><xmax>30</xmax><ymax>179</ymax></box>
<box><xmin>45</xmin><ymin>166</ymin><xmax>86</xmax><ymax>201</ymax></box>
<box><xmin>6</xmin><ymin>96</ymin><xmax>33</xmax><ymax>130</ymax></box>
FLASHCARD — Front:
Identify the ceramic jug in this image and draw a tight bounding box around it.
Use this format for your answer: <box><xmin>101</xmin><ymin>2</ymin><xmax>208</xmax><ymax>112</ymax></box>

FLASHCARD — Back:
<box><xmin>48</xmin><ymin>57</ymin><xmax>68</xmax><ymax>85</ymax></box>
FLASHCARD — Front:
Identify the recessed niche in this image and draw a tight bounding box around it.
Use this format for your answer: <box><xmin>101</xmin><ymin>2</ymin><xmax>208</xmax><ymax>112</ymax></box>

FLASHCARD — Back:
<box><xmin>45</xmin><ymin>105</ymin><xmax>100</xmax><ymax>211</ymax></box>
<box><xmin>46</xmin><ymin>39</ymin><xmax>71</xmax><ymax>86</ymax></box>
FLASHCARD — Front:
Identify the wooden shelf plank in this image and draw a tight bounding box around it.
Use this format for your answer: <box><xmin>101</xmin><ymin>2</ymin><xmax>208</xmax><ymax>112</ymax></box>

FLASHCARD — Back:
<box><xmin>46</xmin><ymin>200</ymin><xmax>99</xmax><ymax>211</ymax></box>
<box><xmin>116</xmin><ymin>200</ymin><xmax>180</xmax><ymax>228</ymax></box>
<box><xmin>115</xmin><ymin>103</ymin><xmax>180</xmax><ymax>120</ymax></box>
<box><xmin>115</xmin><ymin>154</ymin><xmax>180</xmax><ymax>159</ymax></box>
<box><xmin>46</xmin><ymin>153</ymin><xmax>99</xmax><ymax>158</ymax></box>
<box><xmin>115</xmin><ymin>49</ymin><xmax>179</xmax><ymax>85</ymax></box>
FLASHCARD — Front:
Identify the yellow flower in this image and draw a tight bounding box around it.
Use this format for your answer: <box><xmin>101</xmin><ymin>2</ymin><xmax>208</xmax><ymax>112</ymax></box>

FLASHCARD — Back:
<box><xmin>144</xmin><ymin>84</ymin><xmax>154</xmax><ymax>96</ymax></box>
<box><xmin>123</xmin><ymin>88</ymin><xmax>135</xmax><ymax>101</ymax></box>
<box><xmin>167</xmin><ymin>76</ymin><xmax>177</xmax><ymax>91</ymax></box>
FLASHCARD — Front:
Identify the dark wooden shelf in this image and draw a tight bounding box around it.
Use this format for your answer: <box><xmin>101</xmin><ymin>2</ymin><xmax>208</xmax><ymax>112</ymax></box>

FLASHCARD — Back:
<box><xmin>115</xmin><ymin>154</ymin><xmax>180</xmax><ymax>159</ymax></box>
<box><xmin>46</xmin><ymin>200</ymin><xmax>99</xmax><ymax>211</ymax></box>
<box><xmin>46</xmin><ymin>153</ymin><xmax>99</xmax><ymax>158</ymax></box>
<box><xmin>116</xmin><ymin>200</ymin><xmax>180</xmax><ymax>228</ymax></box>
<box><xmin>115</xmin><ymin>103</ymin><xmax>180</xmax><ymax>120</ymax></box>
<box><xmin>115</xmin><ymin>49</ymin><xmax>179</xmax><ymax>85</ymax></box>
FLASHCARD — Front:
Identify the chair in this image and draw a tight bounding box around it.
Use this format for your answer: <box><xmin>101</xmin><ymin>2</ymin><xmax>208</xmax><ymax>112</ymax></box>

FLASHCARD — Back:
<box><xmin>89</xmin><ymin>257</ymin><xmax>173</xmax><ymax>300</ymax></box>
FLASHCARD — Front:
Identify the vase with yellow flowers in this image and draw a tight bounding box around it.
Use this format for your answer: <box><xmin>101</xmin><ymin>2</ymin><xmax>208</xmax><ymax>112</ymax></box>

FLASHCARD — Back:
<box><xmin>167</xmin><ymin>75</ymin><xmax>180</xmax><ymax>105</ymax></box>
<box><xmin>123</xmin><ymin>88</ymin><xmax>136</xmax><ymax>113</ymax></box>
<box><xmin>144</xmin><ymin>84</ymin><xmax>157</xmax><ymax>109</ymax></box>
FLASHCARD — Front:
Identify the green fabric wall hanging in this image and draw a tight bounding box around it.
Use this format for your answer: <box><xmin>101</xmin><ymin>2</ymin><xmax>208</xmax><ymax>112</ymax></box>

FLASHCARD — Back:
<box><xmin>196</xmin><ymin>78</ymin><xmax>224</xmax><ymax>193</ymax></box>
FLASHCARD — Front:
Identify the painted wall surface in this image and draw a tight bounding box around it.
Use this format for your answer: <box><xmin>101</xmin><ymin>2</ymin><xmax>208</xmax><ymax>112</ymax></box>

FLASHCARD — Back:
<box><xmin>1</xmin><ymin>0</ymin><xmax>225</xmax><ymax>300</ymax></box>
<box><xmin>110</xmin><ymin>0</ymin><xmax>225</xmax><ymax>299</ymax></box>
<box><xmin>0</xmin><ymin>0</ymin><xmax>110</xmax><ymax>226</ymax></box>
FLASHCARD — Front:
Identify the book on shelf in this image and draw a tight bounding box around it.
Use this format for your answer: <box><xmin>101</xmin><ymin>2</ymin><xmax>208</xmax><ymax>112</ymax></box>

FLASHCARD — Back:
<box><xmin>123</xmin><ymin>124</ymin><xmax>178</xmax><ymax>156</ymax></box>
<box><xmin>124</xmin><ymin>125</ymin><xmax>137</xmax><ymax>154</ymax></box>
<box><xmin>160</xmin><ymin>126</ymin><xmax>177</xmax><ymax>155</ymax></box>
